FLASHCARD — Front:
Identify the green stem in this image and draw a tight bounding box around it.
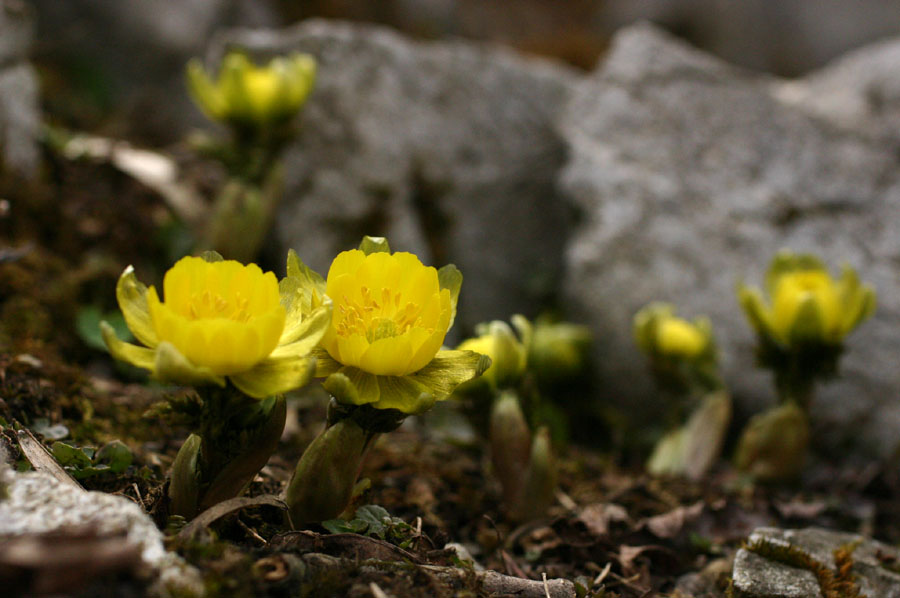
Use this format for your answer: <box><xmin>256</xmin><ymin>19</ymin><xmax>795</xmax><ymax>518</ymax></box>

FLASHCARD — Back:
<box><xmin>168</xmin><ymin>386</ymin><xmax>286</xmax><ymax>518</ymax></box>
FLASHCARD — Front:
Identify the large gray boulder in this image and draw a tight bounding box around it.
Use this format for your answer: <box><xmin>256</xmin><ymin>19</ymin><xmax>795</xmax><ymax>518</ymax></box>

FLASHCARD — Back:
<box><xmin>560</xmin><ymin>23</ymin><xmax>900</xmax><ymax>456</ymax></box>
<box><xmin>0</xmin><ymin>0</ymin><xmax>38</xmax><ymax>177</ymax></box>
<box><xmin>211</xmin><ymin>20</ymin><xmax>577</xmax><ymax>335</ymax></box>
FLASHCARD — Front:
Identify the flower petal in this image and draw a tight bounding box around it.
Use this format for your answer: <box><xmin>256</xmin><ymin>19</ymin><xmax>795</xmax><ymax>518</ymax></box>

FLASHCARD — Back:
<box><xmin>271</xmin><ymin>301</ymin><xmax>332</xmax><ymax>360</ymax></box>
<box><xmin>101</xmin><ymin>321</ymin><xmax>156</xmax><ymax>373</ymax></box>
<box><xmin>230</xmin><ymin>353</ymin><xmax>316</xmax><ymax>399</ymax></box>
<box><xmin>154</xmin><ymin>341</ymin><xmax>225</xmax><ymax>387</ymax></box>
<box><xmin>407</xmin><ymin>349</ymin><xmax>491</xmax><ymax>401</ymax></box>
<box><xmin>358</xmin><ymin>236</ymin><xmax>390</xmax><ymax>255</ymax></box>
<box><xmin>115</xmin><ymin>266</ymin><xmax>159</xmax><ymax>348</ymax></box>
<box><xmin>437</xmin><ymin>264</ymin><xmax>462</xmax><ymax>328</ymax></box>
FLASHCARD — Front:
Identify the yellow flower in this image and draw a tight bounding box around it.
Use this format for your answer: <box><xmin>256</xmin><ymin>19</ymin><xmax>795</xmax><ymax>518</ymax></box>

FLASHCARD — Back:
<box><xmin>321</xmin><ymin>250</ymin><xmax>452</xmax><ymax>376</ymax></box>
<box><xmin>656</xmin><ymin>317</ymin><xmax>707</xmax><ymax>359</ymax></box>
<box><xmin>633</xmin><ymin>303</ymin><xmax>713</xmax><ymax>361</ymax></box>
<box><xmin>738</xmin><ymin>250</ymin><xmax>875</xmax><ymax>348</ymax></box>
<box><xmin>456</xmin><ymin>320</ymin><xmax>527</xmax><ymax>390</ymax></box>
<box><xmin>101</xmin><ymin>252</ymin><xmax>331</xmax><ymax>398</ymax></box>
<box><xmin>186</xmin><ymin>51</ymin><xmax>316</xmax><ymax>128</ymax></box>
<box><xmin>308</xmin><ymin>236</ymin><xmax>490</xmax><ymax>414</ymax></box>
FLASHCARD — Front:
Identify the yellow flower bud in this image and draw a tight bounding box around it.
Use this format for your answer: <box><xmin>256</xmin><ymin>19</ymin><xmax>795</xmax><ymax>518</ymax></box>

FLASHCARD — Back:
<box><xmin>633</xmin><ymin>302</ymin><xmax>712</xmax><ymax>362</ymax></box>
<box><xmin>186</xmin><ymin>51</ymin><xmax>316</xmax><ymax>129</ymax></box>
<box><xmin>656</xmin><ymin>317</ymin><xmax>707</xmax><ymax>359</ymax></box>
<box><xmin>738</xmin><ymin>250</ymin><xmax>876</xmax><ymax>349</ymax></box>
<box><xmin>457</xmin><ymin>321</ymin><xmax>526</xmax><ymax>390</ymax></box>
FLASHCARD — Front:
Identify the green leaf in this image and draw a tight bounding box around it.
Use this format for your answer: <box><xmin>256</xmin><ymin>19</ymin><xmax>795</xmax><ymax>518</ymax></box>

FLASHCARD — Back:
<box><xmin>355</xmin><ymin>504</ymin><xmax>390</xmax><ymax>539</ymax></box>
<box><xmin>322</xmin><ymin>518</ymin><xmax>368</xmax><ymax>534</ymax></box>
<box><xmin>51</xmin><ymin>442</ymin><xmax>92</xmax><ymax>469</ymax></box>
<box><xmin>358</xmin><ymin>236</ymin><xmax>390</xmax><ymax>255</ymax></box>
<box><xmin>77</xmin><ymin>306</ymin><xmax>131</xmax><ymax>352</ymax></box>
<box><xmin>95</xmin><ymin>440</ymin><xmax>133</xmax><ymax>473</ymax></box>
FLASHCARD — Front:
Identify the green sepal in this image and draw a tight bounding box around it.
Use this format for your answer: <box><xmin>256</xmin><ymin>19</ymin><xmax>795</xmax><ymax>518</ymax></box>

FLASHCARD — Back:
<box><xmin>199</xmin><ymin>250</ymin><xmax>225</xmax><ymax>263</ymax></box>
<box><xmin>837</xmin><ymin>266</ymin><xmax>876</xmax><ymax>335</ymax></box>
<box><xmin>734</xmin><ymin>401</ymin><xmax>809</xmax><ymax>481</ymax></box>
<box><xmin>285</xmin><ymin>249</ymin><xmax>327</xmax><ymax>304</ymax></box>
<box><xmin>490</xmin><ymin>391</ymin><xmax>532</xmax><ymax>505</ymax></box>
<box><xmin>358</xmin><ymin>236</ymin><xmax>390</xmax><ymax>255</ymax></box>
<box><xmin>155</xmin><ymin>341</ymin><xmax>226</xmax><ymax>387</ymax></box>
<box><xmin>169</xmin><ymin>434</ymin><xmax>202</xmax><ymax>518</ymax></box>
<box><xmin>508</xmin><ymin>426</ymin><xmax>557</xmax><ymax>522</ymax></box>
<box><xmin>787</xmin><ymin>296</ymin><xmax>826</xmax><ymax>346</ymax></box>
<box><xmin>230</xmin><ymin>354</ymin><xmax>316</xmax><ymax>399</ymax></box>
<box><xmin>737</xmin><ymin>285</ymin><xmax>777</xmax><ymax>342</ymax></box>
<box><xmin>285</xmin><ymin>418</ymin><xmax>372</xmax><ymax>525</ymax></box>
<box><xmin>115</xmin><ymin>265</ymin><xmax>158</xmax><ymax>348</ymax></box>
<box><xmin>437</xmin><ymin>264</ymin><xmax>462</xmax><ymax>327</ymax></box>
<box><xmin>185</xmin><ymin>58</ymin><xmax>226</xmax><ymax>121</ymax></box>
<box><xmin>101</xmin><ymin>321</ymin><xmax>157</xmax><ymax>373</ymax></box>
<box><xmin>323</xmin><ymin>350</ymin><xmax>490</xmax><ymax>415</ymax></box>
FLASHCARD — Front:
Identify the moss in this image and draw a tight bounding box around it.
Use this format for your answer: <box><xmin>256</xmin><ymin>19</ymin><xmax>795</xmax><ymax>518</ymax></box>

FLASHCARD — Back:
<box><xmin>744</xmin><ymin>538</ymin><xmax>866</xmax><ymax>598</ymax></box>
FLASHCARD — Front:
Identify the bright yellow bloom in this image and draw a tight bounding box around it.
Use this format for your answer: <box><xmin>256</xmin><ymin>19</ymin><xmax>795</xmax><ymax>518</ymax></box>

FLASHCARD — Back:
<box><xmin>321</xmin><ymin>250</ymin><xmax>452</xmax><ymax>376</ymax></box>
<box><xmin>738</xmin><ymin>250</ymin><xmax>875</xmax><ymax>347</ymax></box>
<box><xmin>633</xmin><ymin>302</ymin><xmax>713</xmax><ymax>361</ymax></box>
<box><xmin>456</xmin><ymin>321</ymin><xmax>526</xmax><ymax>390</ymax></box>
<box><xmin>186</xmin><ymin>51</ymin><xmax>316</xmax><ymax>128</ymax></box>
<box><xmin>309</xmin><ymin>237</ymin><xmax>489</xmax><ymax>414</ymax></box>
<box><xmin>656</xmin><ymin>317</ymin><xmax>707</xmax><ymax>359</ymax></box>
<box><xmin>101</xmin><ymin>253</ymin><xmax>331</xmax><ymax>398</ymax></box>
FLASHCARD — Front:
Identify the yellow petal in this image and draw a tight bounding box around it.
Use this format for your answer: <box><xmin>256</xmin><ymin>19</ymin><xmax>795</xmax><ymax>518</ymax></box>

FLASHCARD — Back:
<box><xmin>115</xmin><ymin>266</ymin><xmax>159</xmax><ymax>348</ymax></box>
<box><xmin>230</xmin><ymin>353</ymin><xmax>316</xmax><ymax>398</ymax></box>
<box><xmin>154</xmin><ymin>341</ymin><xmax>225</xmax><ymax>387</ymax></box>
<box><xmin>360</xmin><ymin>335</ymin><xmax>414</xmax><ymax>376</ymax></box>
<box><xmin>101</xmin><ymin>321</ymin><xmax>156</xmax><ymax>373</ymax></box>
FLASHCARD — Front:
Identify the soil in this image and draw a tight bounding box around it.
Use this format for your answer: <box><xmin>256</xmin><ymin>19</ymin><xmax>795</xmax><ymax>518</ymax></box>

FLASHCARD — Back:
<box><xmin>2</xmin><ymin>148</ymin><xmax>899</xmax><ymax>598</ymax></box>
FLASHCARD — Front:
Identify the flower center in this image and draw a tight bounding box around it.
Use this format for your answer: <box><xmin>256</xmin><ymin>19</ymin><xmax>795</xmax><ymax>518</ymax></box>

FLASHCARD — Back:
<box><xmin>335</xmin><ymin>285</ymin><xmax>426</xmax><ymax>342</ymax></box>
<box><xmin>186</xmin><ymin>289</ymin><xmax>252</xmax><ymax>322</ymax></box>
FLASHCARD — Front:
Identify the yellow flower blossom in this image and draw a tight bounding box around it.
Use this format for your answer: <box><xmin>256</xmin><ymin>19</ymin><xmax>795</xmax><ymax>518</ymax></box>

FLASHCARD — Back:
<box><xmin>456</xmin><ymin>321</ymin><xmax>526</xmax><ymax>390</ymax></box>
<box><xmin>307</xmin><ymin>236</ymin><xmax>490</xmax><ymax>414</ymax></box>
<box><xmin>738</xmin><ymin>250</ymin><xmax>875</xmax><ymax>348</ymax></box>
<box><xmin>656</xmin><ymin>317</ymin><xmax>707</xmax><ymax>359</ymax></box>
<box><xmin>186</xmin><ymin>51</ymin><xmax>316</xmax><ymax>128</ymax></box>
<box><xmin>101</xmin><ymin>252</ymin><xmax>331</xmax><ymax>398</ymax></box>
<box><xmin>633</xmin><ymin>302</ymin><xmax>713</xmax><ymax>361</ymax></box>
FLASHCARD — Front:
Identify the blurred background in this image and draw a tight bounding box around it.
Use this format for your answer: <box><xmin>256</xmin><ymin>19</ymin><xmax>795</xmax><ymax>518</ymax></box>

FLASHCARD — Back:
<box><xmin>31</xmin><ymin>0</ymin><xmax>900</xmax><ymax>144</ymax></box>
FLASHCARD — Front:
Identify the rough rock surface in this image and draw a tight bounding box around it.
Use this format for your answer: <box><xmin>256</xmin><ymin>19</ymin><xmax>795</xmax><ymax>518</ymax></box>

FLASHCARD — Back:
<box><xmin>0</xmin><ymin>0</ymin><xmax>38</xmax><ymax>177</ymax></box>
<box><xmin>560</xmin><ymin>22</ymin><xmax>900</xmax><ymax>456</ymax></box>
<box><xmin>210</xmin><ymin>20</ymin><xmax>577</xmax><ymax>335</ymax></box>
<box><xmin>0</xmin><ymin>467</ymin><xmax>202</xmax><ymax>595</ymax></box>
<box><xmin>732</xmin><ymin>527</ymin><xmax>900</xmax><ymax>598</ymax></box>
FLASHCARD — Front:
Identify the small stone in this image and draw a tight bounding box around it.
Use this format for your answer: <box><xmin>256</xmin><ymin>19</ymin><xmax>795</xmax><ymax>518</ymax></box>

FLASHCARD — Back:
<box><xmin>0</xmin><ymin>467</ymin><xmax>204</xmax><ymax>596</ymax></box>
<box><xmin>732</xmin><ymin>527</ymin><xmax>900</xmax><ymax>598</ymax></box>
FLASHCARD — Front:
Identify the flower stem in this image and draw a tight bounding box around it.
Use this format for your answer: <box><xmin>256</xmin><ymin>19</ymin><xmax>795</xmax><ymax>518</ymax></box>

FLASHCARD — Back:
<box><xmin>168</xmin><ymin>386</ymin><xmax>286</xmax><ymax>518</ymax></box>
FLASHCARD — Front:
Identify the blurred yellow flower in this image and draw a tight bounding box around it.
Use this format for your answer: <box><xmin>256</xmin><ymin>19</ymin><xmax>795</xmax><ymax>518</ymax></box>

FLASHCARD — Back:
<box><xmin>309</xmin><ymin>237</ymin><xmax>489</xmax><ymax>414</ymax></box>
<box><xmin>101</xmin><ymin>253</ymin><xmax>331</xmax><ymax>398</ymax></box>
<box><xmin>456</xmin><ymin>320</ymin><xmax>526</xmax><ymax>390</ymax></box>
<box><xmin>656</xmin><ymin>317</ymin><xmax>707</xmax><ymax>359</ymax></box>
<box><xmin>738</xmin><ymin>250</ymin><xmax>875</xmax><ymax>348</ymax></box>
<box><xmin>186</xmin><ymin>51</ymin><xmax>316</xmax><ymax>128</ymax></box>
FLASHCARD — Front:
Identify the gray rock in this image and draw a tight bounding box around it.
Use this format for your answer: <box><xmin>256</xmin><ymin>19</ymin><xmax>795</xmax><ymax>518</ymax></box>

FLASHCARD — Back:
<box><xmin>0</xmin><ymin>0</ymin><xmax>31</xmax><ymax>67</ymax></box>
<box><xmin>0</xmin><ymin>63</ymin><xmax>39</xmax><ymax>176</ymax></box>
<box><xmin>0</xmin><ymin>467</ymin><xmax>203</xmax><ymax>596</ymax></box>
<box><xmin>211</xmin><ymin>20</ymin><xmax>577</xmax><ymax>334</ymax></box>
<box><xmin>771</xmin><ymin>37</ymin><xmax>900</xmax><ymax>142</ymax></box>
<box><xmin>30</xmin><ymin>0</ymin><xmax>280</xmax><ymax>141</ymax></box>
<box><xmin>732</xmin><ymin>527</ymin><xmax>900</xmax><ymax>598</ymax></box>
<box><xmin>0</xmin><ymin>0</ymin><xmax>37</xmax><ymax>177</ymax></box>
<box><xmin>560</xmin><ymin>22</ymin><xmax>900</xmax><ymax>456</ymax></box>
